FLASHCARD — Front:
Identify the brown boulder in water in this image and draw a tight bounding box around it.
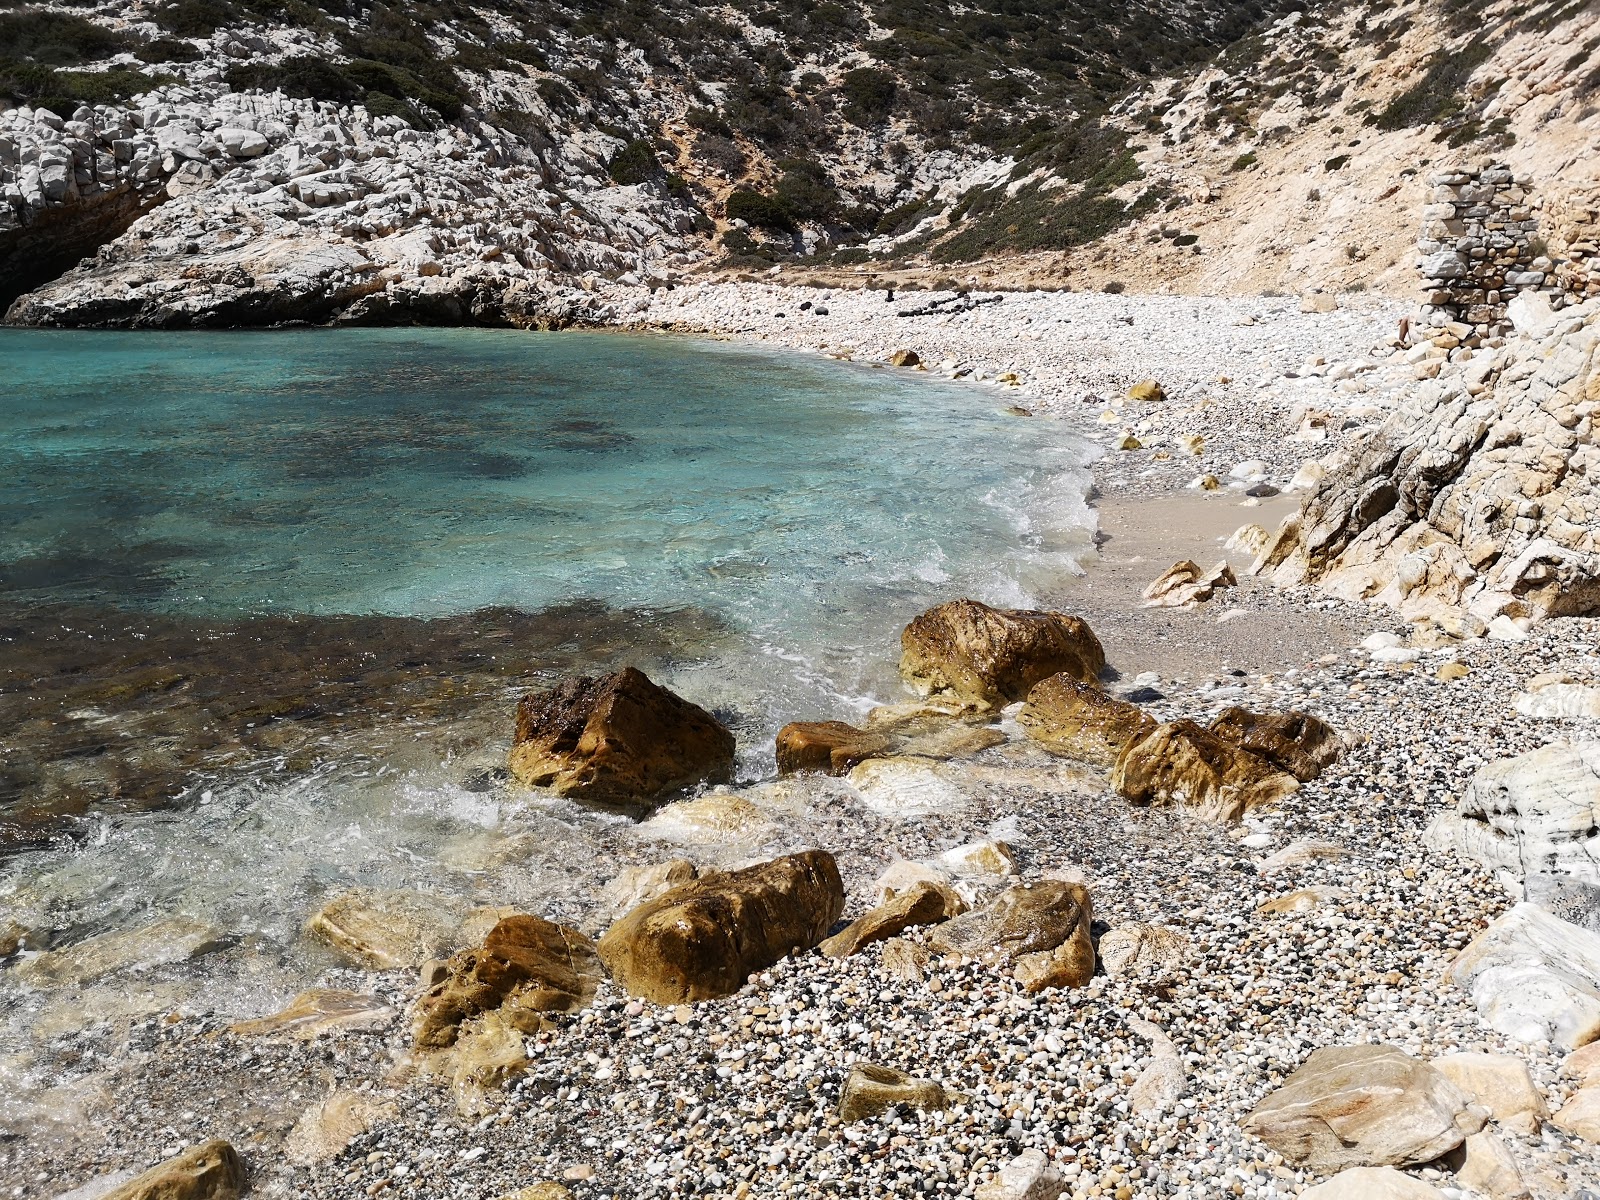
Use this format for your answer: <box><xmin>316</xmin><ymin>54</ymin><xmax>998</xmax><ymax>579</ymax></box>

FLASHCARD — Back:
<box><xmin>597</xmin><ymin>850</ymin><xmax>844</xmax><ymax>1004</ymax></box>
<box><xmin>508</xmin><ymin>667</ymin><xmax>735</xmax><ymax>807</ymax></box>
<box><xmin>775</xmin><ymin>720</ymin><xmax>893</xmax><ymax>776</ymax></box>
<box><xmin>1207</xmin><ymin>706</ymin><xmax>1344</xmax><ymax>782</ymax></box>
<box><xmin>1112</xmin><ymin>719</ymin><xmax>1300</xmax><ymax>823</ymax></box>
<box><xmin>928</xmin><ymin>879</ymin><xmax>1095</xmax><ymax>992</ymax></box>
<box><xmin>415</xmin><ymin>914</ymin><xmax>601</xmax><ymax>1050</ymax></box>
<box><xmin>1018</xmin><ymin>674</ymin><xmax>1155</xmax><ymax>767</ymax></box>
<box><xmin>899</xmin><ymin>599</ymin><xmax>1105</xmax><ymax>710</ymax></box>
<box><xmin>102</xmin><ymin>1140</ymin><xmax>245</xmax><ymax>1200</ymax></box>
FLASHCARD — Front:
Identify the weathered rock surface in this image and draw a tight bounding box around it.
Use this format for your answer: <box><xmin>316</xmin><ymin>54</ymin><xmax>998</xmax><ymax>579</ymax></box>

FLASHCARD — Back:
<box><xmin>1449</xmin><ymin>902</ymin><xmax>1600</xmax><ymax>1049</ymax></box>
<box><xmin>590</xmin><ymin>860</ymin><xmax>699</xmax><ymax>930</ymax></box>
<box><xmin>509</xmin><ymin>668</ymin><xmax>735</xmax><ymax>807</ymax></box>
<box><xmin>1553</xmin><ymin>1085</ymin><xmax>1600</xmax><ymax>1142</ymax></box>
<box><xmin>306</xmin><ymin>888</ymin><xmax>469</xmax><ymax>970</ymax></box>
<box><xmin>1097</xmin><ymin>923</ymin><xmax>1189</xmax><ymax>978</ymax></box>
<box><xmin>776</xmin><ymin>720</ymin><xmax>893</xmax><ymax>775</ymax></box>
<box><xmin>1241</xmin><ymin>1044</ymin><xmax>1484</xmax><ymax>1170</ymax></box>
<box><xmin>285</xmin><ymin>1090</ymin><xmax>396</xmax><ymax>1166</ymax></box>
<box><xmin>101</xmin><ymin>1141</ymin><xmax>244</xmax><ymax>1200</ymax></box>
<box><xmin>1256</xmin><ymin>299</ymin><xmax>1600</xmax><ymax>621</ymax></box>
<box><xmin>1018</xmin><ymin>674</ymin><xmax>1154</xmax><ymax>767</ymax></box>
<box><xmin>818</xmin><ymin>880</ymin><xmax>966</xmax><ymax>958</ymax></box>
<box><xmin>1431</xmin><ymin>1052</ymin><xmax>1547</xmax><ymax>1134</ymax></box>
<box><xmin>1297</xmin><ymin>1167</ymin><xmax>1447</xmax><ymax>1200</ymax></box>
<box><xmin>1112</xmin><ymin>720</ymin><xmax>1299</xmax><ymax>823</ymax></box>
<box><xmin>229</xmin><ymin>988</ymin><xmax>396</xmax><ymax>1042</ymax></box>
<box><xmin>836</xmin><ymin>1062</ymin><xmax>950</xmax><ymax>1121</ymax></box>
<box><xmin>974</xmin><ymin>1149</ymin><xmax>1065</xmax><ymax>1200</ymax></box>
<box><xmin>1207</xmin><ymin>706</ymin><xmax>1344</xmax><ymax>782</ymax></box>
<box><xmin>597</xmin><ymin>851</ymin><xmax>844</xmax><ymax>1004</ymax></box>
<box><xmin>415</xmin><ymin>915</ymin><xmax>601</xmax><ymax>1050</ymax></box>
<box><xmin>1127</xmin><ymin>1017</ymin><xmax>1184</xmax><ymax>1117</ymax></box>
<box><xmin>13</xmin><ymin>916</ymin><xmax>226</xmax><ymax>988</ymax></box>
<box><xmin>1447</xmin><ymin>1130</ymin><xmax>1531</xmax><ymax>1198</ymax></box>
<box><xmin>1141</xmin><ymin>559</ymin><xmax>1236</xmax><ymax>608</ymax></box>
<box><xmin>1425</xmin><ymin>740</ymin><xmax>1600</xmax><ymax>895</ymax></box>
<box><xmin>928</xmin><ymin>880</ymin><xmax>1094</xmax><ymax>992</ymax></box>
<box><xmin>899</xmin><ymin>600</ymin><xmax>1105</xmax><ymax>710</ymax></box>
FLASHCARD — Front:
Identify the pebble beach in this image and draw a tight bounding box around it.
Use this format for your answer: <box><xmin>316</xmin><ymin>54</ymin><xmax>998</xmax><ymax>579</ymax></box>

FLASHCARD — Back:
<box><xmin>13</xmin><ymin>286</ymin><xmax>1600</xmax><ymax>1200</ymax></box>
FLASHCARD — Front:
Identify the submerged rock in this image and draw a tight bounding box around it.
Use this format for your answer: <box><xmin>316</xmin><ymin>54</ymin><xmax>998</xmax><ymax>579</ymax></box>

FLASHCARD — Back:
<box><xmin>306</xmin><ymin>888</ymin><xmax>470</xmax><ymax>971</ymax></box>
<box><xmin>415</xmin><ymin>915</ymin><xmax>601</xmax><ymax>1050</ymax></box>
<box><xmin>836</xmin><ymin>1062</ymin><xmax>949</xmax><ymax>1121</ymax></box>
<box><xmin>928</xmin><ymin>880</ymin><xmax>1094</xmax><ymax>992</ymax></box>
<box><xmin>1207</xmin><ymin>706</ymin><xmax>1344</xmax><ymax>782</ymax></box>
<box><xmin>1112</xmin><ymin>720</ymin><xmax>1299</xmax><ymax>823</ymax></box>
<box><xmin>285</xmin><ymin>1090</ymin><xmax>396</xmax><ymax>1166</ymax></box>
<box><xmin>899</xmin><ymin>600</ymin><xmax>1105</xmax><ymax>710</ymax></box>
<box><xmin>848</xmin><ymin>757</ymin><xmax>970</xmax><ymax>817</ymax></box>
<box><xmin>229</xmin><ymin>988</ymin><xmax>396</xmax><ymax>1042</ymax></box>
<box><xmin>14</xmin><ymin>916</ymin><xmax>226</xmax><ymax>988</ymax></box>
<box><xmin>591</xmin><ymin>860</ymin><xmax>699</xmax><ymax>930</ymax></box>
<box><xmin>597</xmin><ymin>851</ymin><xmax>844</xmax><ymax>1004</ymax></box>
<box><xmin>1018</xmin><ymin>674</ymin><xmax>1154</xmax><ymax>767</ymax></box>
<box><xmin>509</xmin><ymin>667</ymin><xmax>735</xmax><ymax>807</ymax></box>
<box><xmin>1242</xmin><ymin>1044</ymin><xmax>1483</xmax><ymax>1170</ymax></box>
<box><xmin>101</xmin><ymin>1140</ymin><xmax>244</xmax><ymax>1200</ymax></box>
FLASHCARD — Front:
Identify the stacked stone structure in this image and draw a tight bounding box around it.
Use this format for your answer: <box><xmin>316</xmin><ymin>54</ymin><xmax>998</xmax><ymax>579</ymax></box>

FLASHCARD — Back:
<box><xmin>1415</xmin><ymin>163</ymin><xmax>1550</xmax><ymax>346</ymax></box>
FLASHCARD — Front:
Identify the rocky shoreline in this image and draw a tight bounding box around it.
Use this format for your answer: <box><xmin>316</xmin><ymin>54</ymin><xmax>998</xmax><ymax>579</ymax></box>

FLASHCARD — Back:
<box><xmin>9</xmin><ymin>288</ymin><xmax>1600</xmax><ymax>1200</ymax></box>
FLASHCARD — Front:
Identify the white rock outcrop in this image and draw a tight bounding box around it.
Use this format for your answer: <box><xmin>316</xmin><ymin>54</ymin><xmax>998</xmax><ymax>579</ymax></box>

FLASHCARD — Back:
<box><xmin>1449</xmin><ymin>902</ymin><xmax>1600</xmax><ymax>1049</ymax></box>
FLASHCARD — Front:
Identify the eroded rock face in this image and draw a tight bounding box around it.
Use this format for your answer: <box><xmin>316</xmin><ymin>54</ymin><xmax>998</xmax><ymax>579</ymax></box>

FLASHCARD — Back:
<box><xmin>928</xmin><ymin>880</ymin><xmax>1094</xmax><ymax>992</ymax></box>
<box><xmin>1207</xmin><ymin>707</ymin><xmax>1343</xmax><ymax>782</ymax></box>
<box><xmin>1255</xmin><ymin>298</ymin><xmax>1600</xmax><ymax>621</ymax></box>
<box><xmin>776</xmin><ymin>721</ymin><xmax>893</xmax><ymax>776</ymax></box>
<box><xmin>1112</xmin><ymin>720</ymin><xmax>1299</xmax><ymax>823</ymax></box>
<box><xmin>509</xmin><ymin>668</ymin><xmax>735</xmax><ymax>808</ymax></box>
<box><xmin>597</xmin><ymin>851</ymin><xmax>844</xmax><ymax>1004</ymax></box>
<box><xmin>1019</xmin><ymin>674</ymin><xmax>1155</xmax><ymax>767</ymax></box>
<box><xmin>415</xmin><ymin>915</ymin><xmax>601</xmax><ymax>1050</ymax></box>
<box><xmin>899</xmin><ymin>600</ymin><xmax>1105</xmax><ymax>710</ymax></box>
<box><xmin>1242</xmin><ymin>1045</ymin><xmax>1484</xmax><ymax>1171</ymax></box>
<box><xmin>1448</xmin><ymin>902</ymin><xmax>1600</xmax><ymax>1049</ymax></box>
<box><xmin>102</xmin><ymin>1140</ymin><xmax>245</xmax><ymax>1200</ymax></box>
<box><xmin>1424</xmin><ymin>740</ymin><xmax>1600</xmax><ymax>895</ymax></box>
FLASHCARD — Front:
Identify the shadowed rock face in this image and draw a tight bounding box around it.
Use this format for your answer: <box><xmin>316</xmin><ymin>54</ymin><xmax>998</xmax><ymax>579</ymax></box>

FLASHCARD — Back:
<box><xmin>596</xmin><ymin>851</ymin><xmax>844</xmax><ymax>1004</ymax></box>
<box><xmin>508</xmin><ymin>667</ymin><xmax>736</xmax><ymax>808</ymax></box>
<box><xmin>1112</xmin><ymin>719</ymin><xmax>1300</xmax><ymax>823</ymax></box>
<box><xmin>414</xmin><ymin>914</ymin><xmax>601</xmax><ymax>1051</ymax></box>
<box><xmin>1019</xmin><ymin>673</ymin><xmax>1155</xmax><ymax>767</ymax></box>
<box><xmin>899</xmin><ymin>599</ymin><xmax>1106</xmax><ymax>711</ymax></box>
<box><xmin>1207</xmin><ymin>706</ymin><xmax>1343</xmax><ymax>782</ymax></box>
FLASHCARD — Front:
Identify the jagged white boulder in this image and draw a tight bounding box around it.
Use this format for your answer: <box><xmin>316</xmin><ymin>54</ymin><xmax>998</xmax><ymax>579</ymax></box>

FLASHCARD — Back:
<box><xmin>1449</xmin><ymin>902</ymin><xmax>1600</xmax><ymax>1049</ymax></box>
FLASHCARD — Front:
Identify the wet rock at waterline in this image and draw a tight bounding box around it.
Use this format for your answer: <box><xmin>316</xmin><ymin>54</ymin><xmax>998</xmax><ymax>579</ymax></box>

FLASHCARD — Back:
<box><xmin>927</xmin><ymin>880</ymin><xmax>1094</xmax><ymax>993</ymax></box>
<box><xmin>229</xmin><ymin>988</ymin><xmax>397</xmax><ymax>1042</ymax></box>
<box><xmin>1424</xmin><ymin>740</ymin><xmax>1600</xmax><ymax>894</ymax></box>
<box><xmin>899</xmin><ymin>600</ymin><xmax>1105</xmax><ymax>710</ymax></box>
<box><xmin>1241</xmin><ymin>1044</ymin><xmax>1484</xmax><ymax>1170</ymax></box>
<box><xmin>13</xmin><ymin>916</ymin><xmax>227</xmax><ymax>988</ymax></box>
<box><xmin>285</xmin><ymin>1091</ymin><xmax>397</xmax><ymax>1166</ymax></box>
<box><xmin>306</xmin><ymin>888</ymin><xmax>472</xmax><ymax>971</ymax></box>
<box><xmin>1018</xmin><ymin>674</ymin><xmax>1155</xmax><ymax>767</ymax></box>
<box><xmin>597</xmin><ymin>851</ymin><xmax>844</xmax><ymax>1004</ymax></box>
<box><xmin>590</xmin><ymin>860</ymin><xmax>699</xmax><ymax>931</ymax></box>
<box><xmin>509</xmin><ymin>667</ymin><xmax>735</xmax><ymax>807</ymax></box>
<box><xmin>818</xmin><ymin>880</ymin><xmax>966</xmax><ymax>958</ymax></box>
<box><xmin>1112</xmin><ymin>720</ymin><xmax>1299</xmax><ymax>823</ymax></box>
<box><xmin>1207</xmin><ymin>706</ymin><xmax>1344</xmax><ymax>782</ymax></box>
<box><xmin>100</xmin><ymin>1140</ymin><xmax>245</xmax><ymax>1200</ymax></box>
<box><xmin>415</xmin><ymin>915</ymin><xmax>601</xmax><ymax>1050</ymax></box>
<box><xmin>776</xmin><ymin>720</ymin><xmax>893</xmax><ymax>776</ymax></box>
<box><xmin>836</xmin><ymin>1062</ymin><xmax>950</xmax><ymax>1121</ymax></box>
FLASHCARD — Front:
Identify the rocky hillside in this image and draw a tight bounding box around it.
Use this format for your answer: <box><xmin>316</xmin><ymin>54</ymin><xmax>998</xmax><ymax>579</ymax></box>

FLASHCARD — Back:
<box><xmin>2</xmin><ymin>0</ymin><xmax>1598</xmax><ymax>324</ymax></box>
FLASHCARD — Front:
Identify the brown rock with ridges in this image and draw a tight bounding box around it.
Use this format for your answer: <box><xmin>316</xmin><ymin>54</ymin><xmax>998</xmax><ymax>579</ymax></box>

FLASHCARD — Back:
<box><xmin>1019</xmin><ymin>674</ymin><xmax>1155</xmax><ymax>767</ymax></box>
<box><xmin>928</xmin><ymin>879</ymin><xmax>1094</xmax><ymax>992</ymax></box>
<box><xmin>1112</xmin><ymin>720</ymin><xmax>1299</xmax><ymax>823</ymax></box>
<box><xmin>818</xmin><ymin>880</ymin><xmax>966</xmax><ymax>958</ymax></box>
<box><xmin>415</xmin><ymin>914</ymin><xmax>601</xmax><ymax>1050</ymax></box>
<box><xmin>597</xmin><ymin>851</ymin><xmax>845</xmax><ymax>1004</ymax></box>
<box><xmin>837</xmin><ymin>1062</ymin><xmax>949</xmax><ymax>1120</ymax></box>
<box><xmin>103</xmin><ymin>1141</ymin><xmax>245</xmax><ymax>1200</ymax></box>
<box><xmin>508</xmin><ymin>667</ymin><xmax>735</xmax><ymax>807</ymax></box>
<box><xmin>776</xmin><ymin>721</ymin><xmax>893</xmax><ymax>776</ymax></box>
<box><xmin>1208</xmin><ymin>706</ymin><xmax>1343</xmax><ymax>782</ymax></box>
<box><xmin>899</xmin><ymin>599</ymin><xmax>1105</xmax><ymax>710</ymax></box>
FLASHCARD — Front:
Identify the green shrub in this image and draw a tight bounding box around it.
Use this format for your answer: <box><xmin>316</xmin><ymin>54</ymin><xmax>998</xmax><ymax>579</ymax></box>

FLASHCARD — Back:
<box><xmin>225</xmin><ymin>55</ymin><xmax>361</xmax><ymax>104</ymax></box>
<box><xmin>1324</xmin><ymin>153</ymin><xmax>1350</xmax><ymax>171</ymax></box>
<box><xmin>0</xmin><ymin>64</ymin><xmax>163</xmax><ymax>114</ymax></box>
<box><xmin>726</xmin><ymin>189</ymin><xmax>795</xmax><ymax>232</ymax></box>
<box><xmin>0</xmin><ymin>11</ymin><xmax>126</xmax><ymax>65</ymax></box>
<box><xmin>1230</xmin><ymin>151</ymin><xmax>1258</xmax><ymax>171</ymax></box>
<box><xmin>774</xmin><ymin>159</ymin><xmax>839</xmax><ymax>222</ymax></box>
<box><xmin>1371</xmin><ymin>38</ymin><xmax>1492</xmax><ymax>130</ymax></box>
<box><xmin>840</xmin><ymin>66</ymin><xmax>896</xmax><ymax>125</ymax></box>
<box><xmin>875</xmin><ymin>196</ymin><xmax>929</xmax><ymax>236</ymax></box>
<box><xmin>151</xmin><ymin>0</ymin><xmax>238</xmax><ymax>37</ymax></box>
<box><xmin>608</xmin><ymin>138</ymin><xmax>660</xmax><ymax>186</ymax></box>
<box><xmin>832</xmin><ymin>246</ymin><xmax>871</xmax><ymax>265</ymax></box>
<box><xmin>135</xmin><ymin>37</ymin><xmax>205</xmax><ymax>64</ymax></box>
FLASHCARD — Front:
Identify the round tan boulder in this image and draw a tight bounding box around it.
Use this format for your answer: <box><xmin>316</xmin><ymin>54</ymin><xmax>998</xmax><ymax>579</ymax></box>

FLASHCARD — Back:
<box><xmin>1019</xmin><ymin>674</ymin><xmax>1154</xmax><ymax>767</ymax></box>
<box><xmin>508</xmin><ymin>667</ymin><xmax>735</xmax><ymax>808</ymax></box>
<box><xmin>899</xmin><ymin>599</ymin><xmax>1105</xmax><ymax>711</ymax></box>
<box><xmin>102</xmin><ymin>1141</ymin><xmax>245</xmax><ymax>1200</ymax></box>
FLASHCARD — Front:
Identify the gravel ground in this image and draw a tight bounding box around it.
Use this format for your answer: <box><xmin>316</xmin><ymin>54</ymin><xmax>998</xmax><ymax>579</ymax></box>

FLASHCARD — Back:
<box><xmin>12</xmin><ymin>288</ymin><xmax>1600</xmax><ymax>1200</ymax></box>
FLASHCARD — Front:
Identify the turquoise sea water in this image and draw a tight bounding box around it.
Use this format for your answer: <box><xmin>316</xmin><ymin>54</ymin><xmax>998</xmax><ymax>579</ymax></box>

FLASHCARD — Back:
<box><xmin>1</xmin><ymin>328</ymin><xmax>1095</xmax><ymax>722</ymax></box>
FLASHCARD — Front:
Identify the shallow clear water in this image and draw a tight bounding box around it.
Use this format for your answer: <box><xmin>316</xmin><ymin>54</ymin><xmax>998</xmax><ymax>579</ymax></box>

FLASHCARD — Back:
<box><xmin>0</xmin><ymin>327</ymin><xmax>1096</xmax><ymax>1035</ymax></box>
